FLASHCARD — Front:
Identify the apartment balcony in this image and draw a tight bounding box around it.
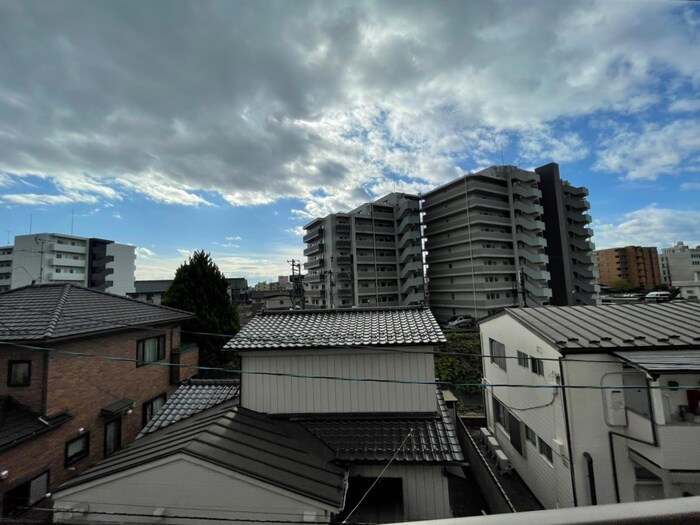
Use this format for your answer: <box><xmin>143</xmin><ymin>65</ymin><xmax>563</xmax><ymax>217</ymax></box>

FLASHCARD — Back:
<box><xmin>469</xmin><ymin>196</ymin><xmax>511</xmax><ymax>212</ymax></box>
<box><xmin>335</xmin><ymin>239</ymin><xmax>351</xmax><ymax>249</ymax></box>
<box><xmin>572</xmin><ymin>263</ymin><xmax>595</xmax><ymax>280</ymax></box>
<box><xmin>304</xmin><ymin>243</ymin><xmax>324</xmax><ymax>256</ymax></box>
<box><xmin>399</xmin><ymin>229</ymin><xmax>420</xmax><ymax>247</ymax></box>
<box><xmin>509</xmin><ymin>170</ymin><xmax>538</xmax><ymax>184</ymax></box>
<box><xmin>401</xmin><ymin>276</ymin><xmax>424</xmax><ymax>294</ymax></box>
<box><xmin>429</xmin><ymin>281</ymin><xmax>515</xmax><ymax>292</ymax></box>
<box><xmin>425</xmin><ymin>230</ymin><xmax>513</xmax><ymax>251</ymax></box>
<box><xmin>571</xmin><ymin>250</ymin><xmax>593</xmax><ymax>265</ymax></box>
<box><xmin>357</xmin><ymin>286</ymin><xmax>378</xmax><ymax>295</ymax></box>
<box><xmin>523</xmin><ymin>279</ymin><xmax>552</xmax><ymax>299</ymax></box>
<box><xmin>518</xmin><ymin>247</ymin><xmax>548</xmax><ymax>265</ymax></box>
<box><xmin>516</xmin><ymin>231</ymin><xmax>547</xmax><ymax>248</ymax></box>
<box><xmin>376</xmin><ymin>285</ymin><xmax>398</xmax><ymax>294</ymax></box>
<box><xmin>49</xmin><ymin>242</ymin><xmax>87</xmax><ymax>255</ymax></box>
<box><xmin>566</xmin><ymin>209</ymin><xmax>592</xmax><ymax>224</ymax></box>
<box><xmin>304</xmin><ymin>273</ymin><xmax>322</xmax><ymax>283</ymax></box>
<box><xmin>400</xmin><ymin>260</ymin><xmax>423</xmax><ymax>279</ymax></box>
<box><xmin>513</xmin><ymin>199</ymin><xmax>544</xmax><ymax>216</ymax></box>
<box><xmin>426</xmin><ymin>247</ymin><xmax>513</xmax><ymax>265</ymax></box>
<box><xmin>520</xmin><ymin>264</ymin><xmax>551</xmax><ymax>282</ymax></box>
<box><xmin>90</xmin><ymin>267</ymin><xmax>115</xmax><ymax>281</ymax></box>
<box><xmin>399</xmin><ymin>247</ymin><xmax>420</xmax><ymax>265</ymax></box>
<box><xmin>564</xmin><ymin>196</ymin><xmax>590</xmax><ymax>211</ymax></box>
<box><xmin>337</xmin><ymin>288</ymin><xmax>352</xmax><ymax>297</ymax></box>
<box><xmin>303</xmin><ymin>226</ymin><xmax>324</xmax><ymax>243</ymax></box>
<box><xmin>402</xmin><ymin>290</ymin><xmax>424</xmax><ymax>305</ymax></box>
<box><xmin>564</xmin><ymin>184</ymin><xmax>589</xmax><ymax>197</ymax></box>
<box><xmin>48</xmin><ymin>271</ymin><xmax>85</xmax><ymax>282</ymax></box>
<box><xmin>428</xmin><ymin>264</ymin><xmax>516</xmax><ymax>277</ymax></box>
<box><xmin>335</xmin><ymin>223</ymin><xmax>351</xmax><ymax>234</ymax></box>
<box><xmin>304</xmin><ymin>258</ymin><xmax>324</xmax><ymax>270</ymax></box>
<box><xmin>511</xmin><ymin>183</ymin><xmax>541</xmax><ymax>199</ymax></box>
<box><xmin>574</xmin><ymin>279</ymin><xmax>598</xmax><ymax>293</ymax></box>
<box><xmin>355</xmin><ymin>239</ymin><xmax>374</xmax><ymax>249</ymax></box>
<box><xmin>424</xmin><ymin>203</ymin><xmax>464</xmax><ymax>222</ymax></box>
<box><xmin>569</xmin><ymin>223</ymin><xmax>594</xmax><ymax>238</ymax></box>
<box><xmin>335</xmin><ymin>255</ymin><xmax>351</xmax><ymax>265</ymax></box>
<box><xmin>372</xmin><ymin>208</ymin><xmax>394</xmax><ymax>220</ymax></box>
<box><xmin>336</xmin><ymin>271</ymin><xmax>351</xmax><ymax>280</ymax></box>
<box><xmin>49</xmin><ymin>257</ymin><xmax>86</xmax><ymax>268</ymax></box>
<box><xmin>397</xmin><ymin>198</ymin><xmax>419</xmax><ymax>218</ymax></box>
<box><xmin>373</xmin><ymin>241</ymin><xmax>396</xmax><ymax>250</ymax></box>
<box><xmin>397</xmin><ymin>213</ymin><xmax>420</xmax><ymax>234</ymax></box>
<box><xmin>0</xmin><ymin>277</ymin><xmax>11</xmax><ymax>286</ymax></box>
<box><xmin>356</xmin><ymin>255</ymin><xmax>395</xmax><ymax>264</ymax></box>
<box><xmin>514</xmin><ymin>215</ymin><xmax>545</xmax><ymax>232</ymax></box>
<box><xmin>570</xmin><ymin>237</ymin><xmax>594</xmax><ymax>251</ymax></box>
<box><xmin>373</xmin><ymin>225</ymin><xmax>395</xmax><ymax>235</ymax></box>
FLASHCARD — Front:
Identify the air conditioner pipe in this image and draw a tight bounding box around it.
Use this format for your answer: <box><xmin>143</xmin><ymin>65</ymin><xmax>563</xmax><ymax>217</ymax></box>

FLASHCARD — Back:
<box><xmin>583</xmin><ymin>451</ymin><xmax>597</xmax><ymax>505</ymax></box>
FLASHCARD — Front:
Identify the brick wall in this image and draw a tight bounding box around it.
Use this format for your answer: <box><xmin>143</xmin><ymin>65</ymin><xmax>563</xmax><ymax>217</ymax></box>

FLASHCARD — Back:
<box><xmin>0</xmin><ymin>347</ymin><xmax>45</xmax><ymax>413</ymax></box>
<box><xmin>0</xmin><ymin>323</ymin><xmax>198</xmax><ymax>517</ymax></box>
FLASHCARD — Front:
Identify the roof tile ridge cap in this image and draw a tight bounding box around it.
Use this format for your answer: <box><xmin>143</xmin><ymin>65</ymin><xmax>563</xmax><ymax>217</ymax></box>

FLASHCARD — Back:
<box><xmin>44</xmin><ymin>283</ymin><xmax>71</xmax><ymax>338</ymax></box>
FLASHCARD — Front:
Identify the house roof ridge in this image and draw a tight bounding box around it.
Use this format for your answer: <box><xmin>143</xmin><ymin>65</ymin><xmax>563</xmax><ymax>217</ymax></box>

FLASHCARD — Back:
<box><xmin>43</xmin><ymin>283</ymin><xmax>71</xmax><ymax>338</ymax></box>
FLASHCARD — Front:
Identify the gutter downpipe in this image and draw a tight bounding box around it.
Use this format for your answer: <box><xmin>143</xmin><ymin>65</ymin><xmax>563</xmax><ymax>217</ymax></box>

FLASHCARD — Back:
<box><xmin>583</xmin><ymin>452</ymin><xmax>597</xmax><ymax>505</ymax></box>
<box><xmin>559</xmin><ymin>357</ymin><xmax>578</xmax><ymax>507</ymax></box>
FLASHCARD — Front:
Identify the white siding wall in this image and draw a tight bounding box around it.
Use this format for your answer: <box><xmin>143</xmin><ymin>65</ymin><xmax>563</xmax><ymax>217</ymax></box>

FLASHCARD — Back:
<box><xmin>481</xmin><ymin>315</ymin><xmax>574</xmax><ymax>509</ymax></box>
<box><xmin>241</xmin><ymin>347</ymin><xmax>436</xmax><ymax>414</ymax></box>
<box><xmin>54</xmin><ymin>456</ymin><xmax>336</xmax><ymax>524</ymax></box>
<box><xmin>106</xmin><ymin>243</ymin><xmax>136</xmax><ymax>295</ymax></box>
<box><xmin>350</xmin><ymin>464</ymin><xmax>451</xmax><ymax>521</ymax></box>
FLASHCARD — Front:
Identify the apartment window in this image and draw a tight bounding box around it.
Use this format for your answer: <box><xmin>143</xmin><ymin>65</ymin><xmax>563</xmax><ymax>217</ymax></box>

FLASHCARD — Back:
<box><xmin>516</xmin><ymin>351</ymin><xmax>529</xmax><ymax>368</ymax></box>
<box><xmin>524</xmin><ymin>425</ymin><xmax>537</xmax><ymax>446</ymax></box>
<box><xmin>538</xmin><ymin>437</ymin><xmax>553</xmax><ymax>464</ymax></box>
<box><xmin>65</xmin><ymin>433</ymin><xmax>90</xmax><ymax>466</ymax></box>
<box><xmin>104</xmin><ymin>418</ymin><xmax>122</xmax><ymax>457</ymax></box>
<box><xmin>531</xmin><ymin>357</ymin><xmax>545</xmax><ymax>376</ymax></box>
<box><xmin>490</xmin><ymin>339</ymin><xmax>507</xmax><ymax>370</ymax></box>
<box><xmin>8</xmin><ymin>360</ymin><xmax>31</xmax><ymax>387</ymax></box>
<box><xmin>136</xmin><ymin>335</ymin><xmax>166</xmax><ymax>366</ymax></box>
<box><xmin>1</xmin><ymin>471</ymin><xmax>49</xmax><ymax>517</ymax></box>
<box><xmin>142</xmin><ymin>393</ymin><xmax>166</xmax><ymax>427</ymax></box>
<box><xmin>493</xmin><ymin>398</ymin><xmax>508</xmax><ymax>432</ymax></box>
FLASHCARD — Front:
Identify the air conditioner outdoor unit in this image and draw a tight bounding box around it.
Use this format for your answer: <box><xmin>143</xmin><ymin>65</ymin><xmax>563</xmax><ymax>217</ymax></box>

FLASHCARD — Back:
<box><xmin>495</xmin><ymin>449</ymin><xmax>513</xmax><ymax>474</ymax></box>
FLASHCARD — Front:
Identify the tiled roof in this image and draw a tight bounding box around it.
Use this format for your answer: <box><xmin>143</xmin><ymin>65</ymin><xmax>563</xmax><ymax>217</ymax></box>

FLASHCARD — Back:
<box><xmin>0</xmin><ymin>283</ymin><xmax>194</xmax><ymax>341</ymax></box>
<box><xmin>0</xmin><ymin>396</ymin><xmax>72</xmax><ymax>452</ymax></box>
<box><xmin>224</xmin><ymin>307</ymin><xmax>445</xmax><ymax>350</ymax></box>
<box><xmin>297</xmin><ymin>391</ymin><xmax>463</xmax><ymax>463</ymax></box>
<box><xmin>58</xmin><ymin>400</ymin><xmax>346</xmax><ymax>509</ymax></box>
<box><xmin>139</xmin><ymin>379</ymin><xmax>240</xmax><ymax>435</ymax></box>
<box><xmin>496</xmin><ymin>302</ymin><xmax>700</xmax><ymax>352</ymax></box>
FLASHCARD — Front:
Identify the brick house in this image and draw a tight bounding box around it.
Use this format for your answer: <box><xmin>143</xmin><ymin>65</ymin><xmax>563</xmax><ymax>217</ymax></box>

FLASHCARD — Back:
<box><xmin>0</xmin><ymin>283</ymin><xmax>198</xmax><ymax>519</ymax></box>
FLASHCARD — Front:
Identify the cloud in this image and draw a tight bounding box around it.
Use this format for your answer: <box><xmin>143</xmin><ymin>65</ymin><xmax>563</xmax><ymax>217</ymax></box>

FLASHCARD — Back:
<box><xmin>669</xmin><ymin>99</ymin><xmax>700</xmax><ymax>113</ymax></box>
<box><xmin>594</xmin><ymin>120</ymin><xmax>700</xmax><ymax>180</ymax></box>
<box><xmin>286</xmin><ymin>226</ymin><xmax>305</xmax><ymax>236</ymax></box>
<box><xmin>176</xmin><ymin>249</ymin><xmax>192</xmax><ymax>258</ymax></box>
<box><xmin>135</xmin><ymin>247</ymin><xmax>155</xmax><ymax>258</ymax></box>
<box><xmin>680</xmin><ymin>182</ymin><xmax>700</xmax><ymax>190</ymax></box>
<box><xmin>0</xmin><ymin>1</ymin><xmax>698</xmax><ymax>213</ymax></box>
<box><xmin>113</xmin><ymin>211</ymin><xmax>122</xmax><ymax>219</ymax></box>
<box><xmin>593</xmin><ymin>205</ymin><xmax>700</xmax><ymax>249</ymax></box>
<box><xmin>226</xmin><ymin>236</ymin><xmax>242</xmax><ymax>241</ymax></box>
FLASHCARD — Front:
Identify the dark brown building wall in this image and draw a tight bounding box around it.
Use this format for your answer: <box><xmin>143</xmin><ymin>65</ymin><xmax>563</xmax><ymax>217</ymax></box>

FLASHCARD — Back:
<box><xmin>596</xmin><ymin>246</ymin><xmax>661</xmax><ymax>289</ymax></box>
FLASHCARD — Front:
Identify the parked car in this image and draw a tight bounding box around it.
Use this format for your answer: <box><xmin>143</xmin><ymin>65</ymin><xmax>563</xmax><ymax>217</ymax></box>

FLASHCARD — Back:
<box><xmin>447</xmin><ymin>315</ymin><xmax>474</xmax><ymax>328</ymax></box>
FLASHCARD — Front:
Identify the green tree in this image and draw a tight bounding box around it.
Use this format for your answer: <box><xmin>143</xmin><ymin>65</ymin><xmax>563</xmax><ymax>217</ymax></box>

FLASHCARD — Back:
<box><xmin>610</xmin><ymin>278</ymin><xmax>633</xmax><ymax>292</ymax></box>
<box><xmin>162</xmin><ymin>251</ymin><xmax>240</xmax><ymax>368</ymax></box>
<box><xmin>435</xmin><ymin>331</ymin><xmax>482</xmax><ymax>394</ymax></box>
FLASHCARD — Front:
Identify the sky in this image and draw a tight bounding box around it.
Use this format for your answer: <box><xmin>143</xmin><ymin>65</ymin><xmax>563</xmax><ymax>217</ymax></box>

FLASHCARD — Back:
<box><xmin>0</xmin><ymin>0</ymin><xmax>699</xmax><ymax>284</ymax></box>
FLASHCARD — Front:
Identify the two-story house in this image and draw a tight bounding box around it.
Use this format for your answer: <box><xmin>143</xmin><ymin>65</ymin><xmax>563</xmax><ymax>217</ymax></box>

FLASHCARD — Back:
<box><xmin>479</xmin><ymin>302</ymin><xmax>700</xmax><ymax>509</ymax></box>
<box><xmin>51</xmin><ymin>307</ymin><xmax>463</xmax><ymax>524</ymax></box>
<box><xmin>0</xmin><ymin>283</ymin><xmax>198</xmax><ymax>519</ymax></box>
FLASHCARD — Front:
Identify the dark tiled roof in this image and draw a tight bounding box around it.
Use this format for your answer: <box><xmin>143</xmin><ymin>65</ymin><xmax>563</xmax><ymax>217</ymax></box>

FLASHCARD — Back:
<box><xmin>225</xmin><ymin>307</ymin><xmax>445</xmax><ymax>350</ymax></box>
<box><xmin>58</xmin><ymin>400</ymin><xmax>346</xmax><ymax>508</ymax></box>
<box><xmin>0</xmin><ymin>396</ymin><xmax>72</xmax><ymax>452</ymax></box>
<box><xmin>297</xmin><ymin>391</ymin><xmax>463</xmax><ymax>463</ymax></box>
<box><xmin>0</xmin><ymin>283</ymin><xmax>193</xmax><ymax>341</ymax></box>
<box><xmin>139</xmin><ymin>379</ymin><xmax>240</xmax><ymax>435</ymax></box>
<box><xmin>497</xmin><ymin>302</ymin><xmax>700</xmax><ymax>352</ymax></box>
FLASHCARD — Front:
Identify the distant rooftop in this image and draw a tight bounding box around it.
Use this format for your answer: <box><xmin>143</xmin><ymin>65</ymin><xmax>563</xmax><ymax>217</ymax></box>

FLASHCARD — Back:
<box><xmin>0</xmin><ymin>283</ymin><xmax>193</xmax><ymax>341</ymax></box>
<box><xmin>224</xmin><ymin>306</ymin><xmax>445</xmax><ymax>350</ymax></box>
<box><xmin>492</xmin><ymin>302</ymin><xmax>700</xmax><ymax>352</ymax></box>
<box><xmin>140</xmin><ymin>378</ymin><xmax>240</xmax><ymax>436</ymax></box>
<box><xmin>0</xmin><ymin>396</ymin><xmax>72</xmax><ymax>452</ymax></box>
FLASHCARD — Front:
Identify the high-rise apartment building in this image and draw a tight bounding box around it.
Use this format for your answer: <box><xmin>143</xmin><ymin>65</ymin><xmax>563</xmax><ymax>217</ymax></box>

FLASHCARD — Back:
<box><xmin>423</xmin><ymin>164</ymin><xmax>598</xmax><ymax>323</ymax></box>
<box><xmin>596</xmin><ymin>245</ymin><xmax>661</xmax><ymax>291</ymax></box>
<box><xmin>659</xmin><ymin>242</ymin><xmax>700</xmax><ymax>300</ymax></box>
<box><xmin>303</xmin><ymin>193</ymin><xmax>423</xmax><ymax>309</ymax></box>
<box><xmin>3</xmin><ymin>233</ymin><xmax>136</xmax><ymax>295</ymax></box>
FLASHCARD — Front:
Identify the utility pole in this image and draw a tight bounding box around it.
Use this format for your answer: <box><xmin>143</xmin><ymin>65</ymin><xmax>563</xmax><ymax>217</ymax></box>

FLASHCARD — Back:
<box><xmin>519</xmin><ymin>269</ymin><xmax>527</xmax><ymax>307</ymax></box>
<box><xmin>288</xmin><ymin>259</ymin><xmax>304</xmax><ymax>309</ymax></box>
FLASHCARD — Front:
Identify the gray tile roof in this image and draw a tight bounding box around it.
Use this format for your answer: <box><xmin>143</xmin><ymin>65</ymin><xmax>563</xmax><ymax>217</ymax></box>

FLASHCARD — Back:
<box><xmin>224</xmin><ymin>307</ymin><xmax>445</xmax><ymax>350</ymax></box>
<box><xmin>139</xmin><ymin>379</ymin><xmax>240</xmax><ymax>436</ymax></box>
<box><xmin>297</xmin><ymin>391</ymin><xmax>463</xmax><ymax>464</ymax></box>
<box><xmin>0</xmin><ymin>283</ymin><xmax>193</xmax><ymax>341</ymax></box>
<box><xmin>0</xmin><ymin>396</ymin><xmax>72</xmax><ymax>452</ymax></box>
<box><xmin>499</xmin><ymin>302</ymin><xmax>700</xmax><ymax>352</ymax></box>
<box><xmin>58</xmin><ymin>400</ymin><xmax>347</xmax><ymax>509</ymax></box>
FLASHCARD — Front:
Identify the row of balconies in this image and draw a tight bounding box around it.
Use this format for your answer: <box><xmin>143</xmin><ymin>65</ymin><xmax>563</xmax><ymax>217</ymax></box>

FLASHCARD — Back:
<box><xmin>356</xmin><ymin>270</ymin><xmax>399</xmax><ymax>279</ymax></box>
<box><xmin>424</xmin><ymin>230</ymin><xmax>513</xmax><ymax>250</ymax></box>
<box><xmin>303</xmin><ymin>243</ymin><xmax>324</xmax><ymax>256</ymax></box>
<box><xmin>358</xmin><ymin>285</ymin><xmax>399</xmax><ymax>295</ymax></box>
<box><xmin>49</xmin><ymin>242</ymin><xmax>87</xmax><ymax>254</ymax></box>
<box><xmin>426</xmin><ymin>247</ymin><xmax>515</xmax><ymax>264</ymax></box>
<box><xmin>428</xmin><ymin>264</ymin><xmax>517</xmax><ymax>277</ymax></box>
<box><xmin>429</xmin><ymin>281</ymin><xmax>516</xmax><ymax>293</ymax></box>
<box><xmin>511</xmin><ymin>183</ymin><xmax>541</xmax><ymax>200</ymax></box>
<box><xmin>303</xmin><ymin>226</ymin><xmax>324</xmax><ymax>243</ymax></box>
<box><xmin>425</xmin><ymin>213</ymin><xmax>511</xmax><ymax>236</ymax></box>
<box><xmin>304</xmin><ymin>258</ymin><xmax>324</xmax><ymax>269</ymax></box>
<box><xmin>356</xmin><ymin>255</ymin><xmax>396</xmax><ymax>264</ymax></box>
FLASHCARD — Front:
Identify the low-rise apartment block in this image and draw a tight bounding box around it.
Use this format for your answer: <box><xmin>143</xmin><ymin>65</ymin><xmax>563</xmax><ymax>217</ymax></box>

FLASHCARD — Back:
<box><xmin>303</xmin><ymin>193</ymin><xmax>424</xmax><ymax>308</ymax></box>
<box><xmin>659</xmin><ymin>242</ymin><xmax>700</xmax><ymax>300</ymax></box>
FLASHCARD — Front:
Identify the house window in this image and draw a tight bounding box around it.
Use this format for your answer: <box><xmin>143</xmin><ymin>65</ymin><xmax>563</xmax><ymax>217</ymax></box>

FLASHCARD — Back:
<box><xmin>538</xmin><ymin>437</ymin><xmax>553</xmax><ymax>464</ymax></box>
<box><xmin>7</xmin><ymin>360</ymin><xmax>31</xmax><ymax>387</ymax></box>
<box><xmin>104</xmin><ymin>418</ymin><xmax>122</xmax><ymax>457</ymax></box>
<box><xmin>524</xmin><ymin>425</ymin><xmax>537</xmax><ymax>446</ymax></box>
<box><xmin>65</xmin><ymin>433</ymin><xmax>90</xmax><ymax>466</ymax></box>
<box><xmin>1</xmin><ymin>471</ymin><xmax>49</xmax><ymax>517</ymax></box>
<box><xmin>136</xmin><ymin>335</ymin><xmax>166</xmax><ymax>366</ymax></box>
<box><xmin>516</xmin><ymin>351</ymin><xmax>529</xmax><ymax>368</ymax></box>
<box><xmin>493</xmin><ymin>398</ymin><xmax>508</xmax><ymax>434</ymax></box>
<box><xmin>489</xmin><ymin>339</ymin><xmax>507</xmax><ymax>370</ymax></box>
<box><xmin>142</xmin><ymin>393</ymin><xmax>166</xmax><ymax>427</ymax></box>
<box><xmin>531</xmin><ymin>357</ymin><xmax>544</xmax><ymax>376</ymax></box>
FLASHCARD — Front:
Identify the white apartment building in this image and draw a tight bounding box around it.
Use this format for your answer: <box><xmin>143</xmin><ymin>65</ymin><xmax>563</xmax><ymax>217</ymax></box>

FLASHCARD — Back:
<box><xmin>0</xmin><ymin>246</ymin><xmax>12</xmax><ymax>292</ymax></box>
<box><xmin>303</xmin><ymin>193</ymin><xmax>424</xmax><ymax>309</ymax></box>
<box><xmin>659</xmin><ymin>242</ymin><xmax>700</xmax><ymax>300</ymax></box>
<box><xmin>423</xmin><ymin>163</ymin><xmax>598</xmax><ymax>324</ymax></box>
<box><xmin>5</xmin><ymin>233</ymin><xmax>136</xmax><ymax>295</ymax></box>
<box><xmin>480</xmin><ymin>302</ymin><xmax>700</xmax><ymax>509</ymax></box>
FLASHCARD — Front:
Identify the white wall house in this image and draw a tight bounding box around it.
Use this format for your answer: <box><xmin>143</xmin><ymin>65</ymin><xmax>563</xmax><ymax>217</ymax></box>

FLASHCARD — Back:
<box><xmin>225</xmin><ymin>307</ymin><xmax>463</xmax><ymax>523</ymax></box>
<box><xmin>480</xmin><ymin>302</ymin><xmax>700</xmax><ymax>509</ymax></box>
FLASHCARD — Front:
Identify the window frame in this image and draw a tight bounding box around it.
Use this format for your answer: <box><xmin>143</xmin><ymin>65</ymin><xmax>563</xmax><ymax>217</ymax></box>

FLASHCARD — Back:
<box><xmin>516</xmin><ymin>351</ymin><xmax>529</xmax><ymax>368</ymax></box>
<box><xmin>524</xmin><ymin>425</ymin><xmax>537</xmax><ymax>446</ymax></box>
<box><xmin>489</xmin><ymin>339</ymin><xmax>507</xmax><ymax>371</ymax></box>
<box><xmin>538</xmin><ymin>437</ymin><xmax>554</xmax><ymax>464</ymax></box>
<box><xmin>7</xmin><ymin>360</ymin><xmax>31</xmax><ymax>387</ymax></box>
<box><xmin>103</xmin><ymin>417</ymin><xmax>122</xmax><ymax>457</ymax></box>
<box><xmin>531</xmin><ymin>357</ymin><xmax>545</xmax><ymax>376</ymax></box>
<box><xmin>65</xmin><ymin>433</ymin><xmax>90</xmax><ymax>466</ymax></box>
<box><xmin>142</xmin><ymin>393</ymin><xmax>166</xmax><ymax>428</ymax></box>
<box><xmin>136</xmin><ymin>335</ymin><xmax>166</xmax><ymax>367</ymax></box>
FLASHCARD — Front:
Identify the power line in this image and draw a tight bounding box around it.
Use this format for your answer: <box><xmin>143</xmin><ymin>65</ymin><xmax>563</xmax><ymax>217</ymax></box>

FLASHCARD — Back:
<box><xmin>1</xmin><ymin>339</ymin><xmax>699</xmax><ymax>391</ymax></box>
